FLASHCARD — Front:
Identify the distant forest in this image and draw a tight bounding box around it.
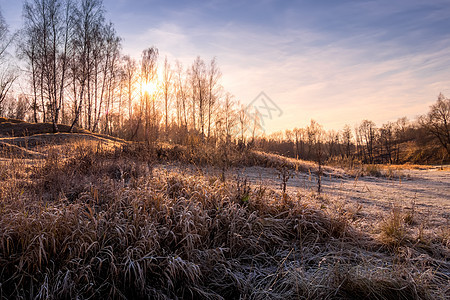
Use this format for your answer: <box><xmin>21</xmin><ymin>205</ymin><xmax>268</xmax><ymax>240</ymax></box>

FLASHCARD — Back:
<box><xmin>0</xmin><ymin>0</ymin><xmax>449</xmax><ymax>165</ymax></box>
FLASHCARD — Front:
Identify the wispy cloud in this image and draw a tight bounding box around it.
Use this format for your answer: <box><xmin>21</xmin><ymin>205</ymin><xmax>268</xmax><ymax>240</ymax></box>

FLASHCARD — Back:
<box><xmin>108</xmin><ymin>0</ymin><xmax>450</xmax><ymax>131</ymax></box>
<box><xmin>2</xmin><ymin>0</ymin><xmax>449</xmax><ymax>132</ymax></box>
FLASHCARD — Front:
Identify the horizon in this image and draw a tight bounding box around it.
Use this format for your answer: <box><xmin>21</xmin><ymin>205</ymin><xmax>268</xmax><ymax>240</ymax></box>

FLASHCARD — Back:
<box><xmin>1</xmin><ymin>0</ymin><xmax>450</xmax><ymax>133</ymax></box>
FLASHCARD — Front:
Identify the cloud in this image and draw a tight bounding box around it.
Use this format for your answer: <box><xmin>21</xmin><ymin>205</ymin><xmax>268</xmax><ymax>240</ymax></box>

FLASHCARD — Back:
<box><xmin>110</xmin><ymin>0</ymin><xmax>450</xmax><ymax>131</ymax></box>
<box><xmin>2</xmin><ymin>0</ymin><xmax>448</xmax><ymax>133</ymax></box>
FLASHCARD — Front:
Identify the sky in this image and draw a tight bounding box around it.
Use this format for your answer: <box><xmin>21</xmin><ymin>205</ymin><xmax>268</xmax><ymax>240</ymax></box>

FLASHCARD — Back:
<box><xmin>1</xmin><ymin>0</ymin><xmax>450</xmax><ymax>133</ymax></box>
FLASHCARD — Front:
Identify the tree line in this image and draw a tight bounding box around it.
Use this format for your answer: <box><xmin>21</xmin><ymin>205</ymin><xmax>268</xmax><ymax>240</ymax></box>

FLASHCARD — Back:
<box><xmin>0</xmin><ymin>0</ymin><xmax>448</xmax><ymax>165</ymax></box>
<box><xmin>1</xmin><ymin>0</ymin><xmax>263</xmax><ymax>147</ymax></box>
<box><xmin>256</xmin><ymin>96</ymin><xmax>449</xmax><ymax>165</ymax></box>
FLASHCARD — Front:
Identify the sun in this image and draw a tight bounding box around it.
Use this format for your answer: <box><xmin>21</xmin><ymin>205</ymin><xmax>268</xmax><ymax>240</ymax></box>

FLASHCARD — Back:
<box><xmin>142</xmin><ymin>81</ymin><xmax>157</xmax><ymax>95</ymax></box>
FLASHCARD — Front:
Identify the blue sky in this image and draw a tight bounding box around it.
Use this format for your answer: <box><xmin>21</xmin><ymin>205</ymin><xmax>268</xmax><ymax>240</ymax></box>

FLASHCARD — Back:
<box><xmin>1</xmin><ymin>0</ymin><xmax>450</xmax><ymax>132</ymax></box>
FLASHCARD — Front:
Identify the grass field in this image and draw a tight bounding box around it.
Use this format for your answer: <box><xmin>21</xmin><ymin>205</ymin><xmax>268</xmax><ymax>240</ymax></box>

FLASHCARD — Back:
<box><xmin>0</xmin><ymin>121</ymin><xmax>448</xmax><ymax>299</ymax></box>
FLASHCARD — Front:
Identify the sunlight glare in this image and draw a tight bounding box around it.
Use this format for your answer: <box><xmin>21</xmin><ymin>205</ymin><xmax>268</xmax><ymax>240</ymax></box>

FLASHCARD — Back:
<box><xmin>142</xmin><ymin>81</ymin><xmax>157</xmax><ymax>95</ymax></box>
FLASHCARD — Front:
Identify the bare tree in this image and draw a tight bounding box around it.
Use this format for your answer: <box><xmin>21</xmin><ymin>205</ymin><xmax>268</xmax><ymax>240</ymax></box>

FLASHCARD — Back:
<box><xmin>17</xmin><ymin>27</ymin><xmax>40</xmax><ymax>122</ymax></box>
<box><xmin>380</xmin><ymin>122</ymin><xmax>394</xmax><ymax>163</ymax></box>
<box><xmin>420</xmin><ymin>93</ymin><xmax>450</xmax><ymax>156</ymax></box>
<box><xmin>0</xmin><ymin>70</ymin><xmax>17</xmax><ymax>116</ymax></box>
<box><xmin>92</xmin><ymin>22</ymin><xmax>121</xmax><ymax>134</ymax></box>
<box><xmin>121</xmin><ymin>55</ymin><xmax>137</xmax><ymax>120</ymax></box>
<box><xmin>140</xmin><ymin>46</ymin><xmax>159</xmax><ymax>142</ymax></box>
<box><xmin>191</xmin><ymin>56</ymin><xmax>207</xmax><ymax>137</ymax></box>
<box><xmin>358</xmin><ymin>120</ymin><xmax>377</xmax><ymax>163</ymax></box>
<box><xmin>69</xmin><ymin>0</ymin><xmax>105</xmax><ymax>132</ymax></box>
<box><xmin>326</xmin><ymin>130</ymin><xmax>339</xmax><ymax>158</ymax></box>
<box><xmin>0</xmin><ymin>8</ymin><xmax>18</xmax><ymax>116</ymax></box>
<box><xmin>393</xmin><ymin>117</ymin><xmax>408</xmax><ymax>163</ymax></box>
<box><xmin>206</xmin><ymin>57</ymin><xmax>221</xmax><ymax>141</ymax></box>
<box><xmin>21</xmin><ymin>0</ymin><xmax>75</xmax><ymax>132</ymax></box>
<box><xmin>307</xmin><ymin>120</ymin><xmax>325</xmax><ymax>194</ymax></box>
<box><xmin>249</xmin><ymin>106</ymin><xmax>262</xmax><ymax>145</ymax></box>
<box><xmin>342</xmin><ymin>124</ymin><xmax>353</xmax><ymax>158</ymax></box>
<box><xmin>162</xmin><ymin>56</ymin><xmax>172</xmax><ymax>139</ymax></box>
<box><xmin>237</xmin><ymin>103</ymin><xmax>249</xmax><ymax>146</ymax></box>
<box><xmin>0</xmin><ymin>9</ymin><xmax>14</xmax><ymax>59</ymax></box>
<box><xmin>293</xmin><ymin>127</ymin><xmax>305</xmax><ymax>159</ymax></box>
<box><xmin>221</xmin><ymin>92</ymin><xmax>237</xmax><ymax>145</ymax></box>
<box><xmin>174</xmin><ymin>60</ymin><xmax>188</xmax><ymax>132</ymax></box>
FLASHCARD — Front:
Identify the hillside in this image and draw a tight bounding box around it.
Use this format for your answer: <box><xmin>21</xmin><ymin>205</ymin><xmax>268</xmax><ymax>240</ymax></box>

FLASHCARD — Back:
<box><xmin>0</xmin><ymin>118</ymin><xmax>128</xmax><ymax>159</ymax></box>
<box><xmin>0</xmin><ymin>117</ymin><xmax>88</xmax><ymax>136</ymax></box>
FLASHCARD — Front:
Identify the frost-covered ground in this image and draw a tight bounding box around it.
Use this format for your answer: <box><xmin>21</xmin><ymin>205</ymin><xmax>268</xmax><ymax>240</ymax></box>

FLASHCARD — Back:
<box><xmin>228</xmin><ymin>165</ymin><xmax>450</xmax><ymax>233</ymax></box>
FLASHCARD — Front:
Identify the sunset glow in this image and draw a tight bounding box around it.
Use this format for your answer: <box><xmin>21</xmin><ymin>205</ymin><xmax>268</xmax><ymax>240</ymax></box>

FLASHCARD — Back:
<box><xmin>142</xmin><ymin>80</ymin><xmax>158</xmax><ymax>96</ymax></box>
<box><xmin>1</xmin><ymin>1</ymin><xmax>450</xmax><ymax>132</ymax></box>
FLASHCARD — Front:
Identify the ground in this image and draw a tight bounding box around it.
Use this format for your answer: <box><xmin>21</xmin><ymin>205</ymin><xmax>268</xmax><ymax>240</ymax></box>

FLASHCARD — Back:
<box><xmin>0</xmin><ymin>120</ymin><xmax>448</xmax><ymax>299</ymax></box>
<box><xmin>157</xmin><ymin>162</ymin><xmax>449</xmax><ymax>239</ymax></box>
<box><xmin>233</xmin><ymin>165</ymin><xmax>449</xmax><ymax>231</ymax></box>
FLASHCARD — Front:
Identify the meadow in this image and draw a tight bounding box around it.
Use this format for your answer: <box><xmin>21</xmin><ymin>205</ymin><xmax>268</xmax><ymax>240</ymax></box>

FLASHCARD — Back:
<box><xmin>0</xmin><ymin>122</ymin><xmax>448</xmax><ymax>299</ymax></box>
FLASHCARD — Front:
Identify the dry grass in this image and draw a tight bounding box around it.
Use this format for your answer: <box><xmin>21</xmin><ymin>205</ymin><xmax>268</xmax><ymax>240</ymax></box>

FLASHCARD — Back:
<box><xmin>329</xmin><ymin>161</ymin><xmax>411</xmax><ymax>180</ymax></box>
<box><xmin>380</xmin><ymin>205</ymin><xmax>408</xmax><ymax>246</ymax></box>
<box><xmin>0</xmin><ymin>118</ymin><xmax>128</xmax><ymax>156</ymax></box>
<box><xmin>0</xmin><ymin>141</ymin><xmax>448</xmax><ymax>299</ymax></box>
<box><xmin>384</xmin><ymin>163</ymin><xmax>450</xmax><ymax>172</ymax></box>
<box><xmin>149</xmin><ymin>143</ymin><xmax>348</xmax><ymax>179</ymax></box>
<box><xmin>0</xmin><ymin>141</ymin><xmax>46</xmax><ymax>159</ymax></box>
<box><xmin>248</xmin><ymin>150</ymin><xmax>347</xmax><ymax>178</ymax></box>
<box><xmin>400</xmin><ymin>141</ymin><xmax>449</xmax><ymax>165</ymax></box>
